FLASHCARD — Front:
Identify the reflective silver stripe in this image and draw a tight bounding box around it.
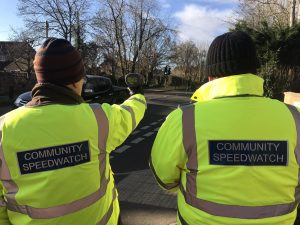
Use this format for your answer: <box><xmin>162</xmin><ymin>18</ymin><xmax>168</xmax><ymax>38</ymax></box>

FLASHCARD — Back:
<box><xmin>0</xmin><ymin>104</ymin><xmax>111</xmax><ymax>219</ymax></box>
<box><xmin>180</xmin><ymin>104</ymin><xmax>298</xmax><ymax>219</ymax></box>
<box><xmin>0</xmin><ymin>125</ymin><xmax>19</xmax><ymax>210</ymax></box>
<box><xmin>90</xmin><ymin>103</ymin><xmax>109</xmax><ymax>152</ymax></box>
<box><xmin>96</xmin><ymin>187</ymin><xmax>117</xmax><ymax>225</ymax></box>
<box><xmin>285</xmin><ymin>104</ymin><xmax>300</xmax><ymax>206</ymax></box>
<box><xmin>0</xmin><ymin>116</ymin><xmax>10</xmax><ymax>207</ymax></box>
<box><xmin>181</xmin><ymin>105</ymin><xmax>198</xmax><ymax>202</ymax></box>
<box><xmin>130</xmin><ymin>97</ymin><xmax>147</xmax><ymax>107</ymax></box>
<box><xmin>120</xmin><ymin>105</ymin><xmax>136</xmax><ymax>130</ymax></box>
<box><xmin>8</xmin><ymin>174</ymin><xmax>110</xmax><ymax>219</ymax></box>
<box><xmin>180</xmin><ymin>184</ymin><xmax>296</xmax><ymax>219</ymax></box>
<box><xmin>0</xmin><ymin>116</ymin><xmax>21</xmax><ymax>211</ymax></box>
<box><xmin>286</xmin><ymin>104</ymin><xmax>300</xmax><ymax>165</ymax></box>
<box><xmin>149</xmin><ymin>157</ymin><xmax>179</xmax><ymax>190</ymax></box>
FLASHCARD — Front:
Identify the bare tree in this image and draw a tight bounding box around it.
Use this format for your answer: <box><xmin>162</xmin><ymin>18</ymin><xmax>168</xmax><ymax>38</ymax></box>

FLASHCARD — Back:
<box><xmin>290</xmin><ymin>0</ymin><xmax>297</xmax><ymax>26</ymax></box>
<box><xmin>93</xmin><ymin>0</ymin><xmax>175</xmax><ymax>79</ymax></box>
<box><xmin>237</xmin><ymin>0</ymin><xmax>290</xmax><ymax>28</ymax></box>
<box><xmin>93</xmin><ymin>0</ymin><xmax>129</xmax><ymax>77</ymax></box>
<box><xmin>80</xmin><ymin>41</ymin><xmax>103</xmax><ymax>75</ymax></box>
<box><xmin>171</xmin><ymin>41</ymin><xmax>207</xmax><ymax>86</ymax></box>
<box><xmin>138</xmin><ymin>28</ymin><xmax>176</xmax><ymax>84</ymax></box>
<box><xmin>195</xmin><ymin>43</ymin><xmax>208</xmax><ymax>83</ymax></box>
<box><xmin>237</xmin><ymin>0</ymin><xmax>300</xmax><ymax>27</ymax></box>
<box><xmin>298</xmin><ymin>0</ymin><xmax>300</xmax><ymax>22</ymax></box>
<box><xmin>127</xmin><ymin>0</ymin><xmax>169</xmax><ymax>73</ymax></box>
<box><xmin>8</xmin><ymin>29</ymin><xmax>37</xmax><ymax>79</ymax></box>
<box><xmin>18</xmin><ymin>0</ymin><xmax>91</xmax><ymax>42</ymax></box>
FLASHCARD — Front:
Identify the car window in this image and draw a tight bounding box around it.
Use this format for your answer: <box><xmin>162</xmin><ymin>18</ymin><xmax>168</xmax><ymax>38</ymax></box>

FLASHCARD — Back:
<box><xmin>84</xmin><ymin>77</ymin><xmax>112</xmax><ymax>93</ymax></box>
<box><xmin>94</xmin><ymin>78</ymin><xmax>111</xmax><ymax>92</ymax></box>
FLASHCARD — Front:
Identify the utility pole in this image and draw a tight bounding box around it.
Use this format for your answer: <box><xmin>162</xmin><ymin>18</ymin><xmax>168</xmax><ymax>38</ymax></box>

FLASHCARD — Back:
<box><xmin>289</xmin><ymin>0</ymin><xmax>297</xmax><ymax>27</ymax></box>
<box><xmin>298</xmin><ymin>0</ymin><xmax>300</xmax><ymax>23</ymax></box>
<box><xmin>288</xmin><ymin>0</ymin><xmax>298</xmax><ymax>91</ymax></box>
<box><xmin>75</xmin><ymin>11</ymin><xmax>81</xmax><ymax>50</ymax></box>
<box><xmin>45</xmin><ymin>21</ymin><xmax>49</xmax><ymax>38</ymax></box>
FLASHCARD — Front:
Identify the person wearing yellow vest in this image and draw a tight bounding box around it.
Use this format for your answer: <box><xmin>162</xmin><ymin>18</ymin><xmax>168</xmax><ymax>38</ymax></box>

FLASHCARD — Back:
<box><xmin>150</xmin><ymin>31</ymin><xmax>300</xmax><ymax>225</ymax></box>
<box><xmin>0</xmin><ymin>38</ymin><xmax>146</xmax><ymax>225</ymax></box>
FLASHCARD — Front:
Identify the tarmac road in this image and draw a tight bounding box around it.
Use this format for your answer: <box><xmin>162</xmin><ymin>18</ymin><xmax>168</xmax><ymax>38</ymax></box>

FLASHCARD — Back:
<box><xmin>111</xmin><ymin>90</ymin><xmax>191</xmax><ymax>225</ymax></box>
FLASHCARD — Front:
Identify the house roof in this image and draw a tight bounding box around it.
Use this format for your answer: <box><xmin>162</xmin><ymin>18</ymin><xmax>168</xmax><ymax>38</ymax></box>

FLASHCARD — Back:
<box><xmin>0</xmin><ymin>41</ymin><xmax>35</xmax><ymax>71</ymax></box>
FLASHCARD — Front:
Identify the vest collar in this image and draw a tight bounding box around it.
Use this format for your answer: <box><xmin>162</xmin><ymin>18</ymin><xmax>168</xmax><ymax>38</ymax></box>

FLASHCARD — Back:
<box><xmin>27</xmin><ymin>83</ymin><xmax>84</xmax><ymax>107</ymax></box>
<box><xmin>191</xmin><ymin>74</ymin><xmax>264</xmax><ymax>101</ymax></box>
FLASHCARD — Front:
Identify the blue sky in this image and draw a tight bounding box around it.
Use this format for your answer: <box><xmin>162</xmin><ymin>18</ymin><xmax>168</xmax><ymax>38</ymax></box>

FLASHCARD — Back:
<box><xmin>0</xmin><ymin>0</ymin><xmax>238</xmax><ymax>43</ymax></box>
<box><xmin>0</xmin><ymin>0</ymin><xmax>23</xmax><ymax>40</ymax></box>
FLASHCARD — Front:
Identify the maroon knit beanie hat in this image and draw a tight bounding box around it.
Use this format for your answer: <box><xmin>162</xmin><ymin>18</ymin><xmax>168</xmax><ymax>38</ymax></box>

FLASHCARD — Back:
<box><xmin>34</xmin><ymin>38</ymin><xmax>85</xmax><ymax>85</ymax></box>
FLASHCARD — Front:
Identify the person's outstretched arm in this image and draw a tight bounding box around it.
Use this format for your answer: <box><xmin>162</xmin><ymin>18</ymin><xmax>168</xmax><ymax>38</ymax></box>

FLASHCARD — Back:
<box><xmin>102</xmin><ymin>93</ymin><xmax>147</xmax><ymax>153</ymax></box>
<box><xmin>150</xmin><ymin>109</ymin><xmax>187</xmax><ymax>192</ymax></box>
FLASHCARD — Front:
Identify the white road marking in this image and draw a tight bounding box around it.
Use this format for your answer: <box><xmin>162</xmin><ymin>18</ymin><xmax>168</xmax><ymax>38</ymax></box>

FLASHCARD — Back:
<box><xmin>154</xmin><ymin>127</ymin><xmax>160</xmax><ymax>132</ymax></box>
<box><xmin>132</xmin><ymin>130</ymin><xmax>140</xmax><ymax>135</ymax></box>
<box><xmin>143</xmin><ymin>132</ymin><xmax>154</xmax><ymax>137</ymax></box>
<box><xmin>131</xmin><ymin>137</ymin><xmax>144</xmax><ymax>144</ymax></box>
<box><xmin>141</xmin><ymin>126</ymin><xmax>150</xmax><ymax>130</ymax></box>
<box><xmin>115</xmin><ymin>145</ymin><xmax>131</xmax><ymax>154</ymax></box>
<box><xmin>150</xmin><ymin>122</ymin><xmax>158</xmax><ymax>125</ymax></box>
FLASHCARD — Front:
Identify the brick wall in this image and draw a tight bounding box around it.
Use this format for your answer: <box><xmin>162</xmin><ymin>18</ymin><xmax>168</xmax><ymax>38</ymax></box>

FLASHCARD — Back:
<box><xmin>0</xmin><ymin>72</ymin><xmax>36</xmax><ymax>98</ymax></box>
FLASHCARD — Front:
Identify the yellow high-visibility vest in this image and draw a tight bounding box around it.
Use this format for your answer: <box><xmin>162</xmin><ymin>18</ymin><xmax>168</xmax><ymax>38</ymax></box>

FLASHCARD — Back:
<box><xmin>151</xmin><ymin>74</ymin><xmax>300</xmax><ymax>225</ymax></box>
<box><xmin>0</xmin><ymin>94</ymin><xmax>146</xmax><ymax>225</ymax></box>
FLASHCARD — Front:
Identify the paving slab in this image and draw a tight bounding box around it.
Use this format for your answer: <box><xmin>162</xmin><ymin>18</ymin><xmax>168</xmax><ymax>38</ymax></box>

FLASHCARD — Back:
<box><xmin>119</xmin><ymin>202</ymin><xmax>177</xmax><ymax>225</ymax></box>
<box><xmin>116</xmin><ymin>169</ymin><xmax>177</xmax><ymax>225</ymax></box>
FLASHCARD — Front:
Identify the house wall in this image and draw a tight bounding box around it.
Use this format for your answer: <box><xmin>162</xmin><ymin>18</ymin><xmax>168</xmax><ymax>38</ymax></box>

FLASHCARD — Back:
<box><xmin>0</xmin><ymin>72</ymin><xmax>36</xmax><ymax>98</ymax></box>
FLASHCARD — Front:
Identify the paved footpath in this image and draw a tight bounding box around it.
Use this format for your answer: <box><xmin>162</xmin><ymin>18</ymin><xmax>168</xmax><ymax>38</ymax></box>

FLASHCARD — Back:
<box><xmin>116</xmin><ymin>169</ymin><xmax>300</xmax><ymax>225</ymax></box>
<box><xmin>116</xmin><ymin>170</ymin><xmax>177</xmax><ymax>225</ymax></box>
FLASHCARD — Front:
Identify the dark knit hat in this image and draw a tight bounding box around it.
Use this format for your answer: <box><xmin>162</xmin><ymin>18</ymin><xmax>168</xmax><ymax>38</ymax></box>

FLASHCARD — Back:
<box><xmin>206</xmin><ymin>31</ymin><xmax>259</xmax><ymax>77</ymax></box>
<box><xmin>34</xmin><ymin>38</ymin><xmax>85</xmax><ymax>85</ymax></box>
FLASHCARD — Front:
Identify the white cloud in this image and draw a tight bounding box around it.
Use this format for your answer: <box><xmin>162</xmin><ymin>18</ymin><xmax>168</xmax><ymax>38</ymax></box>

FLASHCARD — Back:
<box><xmin>174</xmin><ymin>4</ymin><xmax>236</xmax><ymax>43</ymax></box>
